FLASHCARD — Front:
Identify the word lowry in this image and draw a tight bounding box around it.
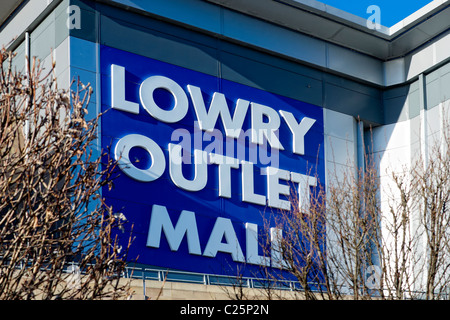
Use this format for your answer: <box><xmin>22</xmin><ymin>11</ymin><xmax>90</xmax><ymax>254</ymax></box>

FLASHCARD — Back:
<box><xmin>111</xmin><ymin>64</ymin><xmax>316</xmax><ymax>155</ymax></box>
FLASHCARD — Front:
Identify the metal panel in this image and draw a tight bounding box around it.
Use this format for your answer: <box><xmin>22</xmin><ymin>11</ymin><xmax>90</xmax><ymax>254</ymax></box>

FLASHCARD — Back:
<box><xmin>390</xmin><ymin>28</ymin><xmax>431</xmax><ymax>58</ymax></box>
<box><xmin>327</xmin><ymin>45</ymin><xmax>383</xmax><ymax>85</ymax></box>
<box><xmin>100</xmin><ymin>14</ymin><xmax>220</xmax><ymax>78</ymax></box>
<box><xmin>384</xmin><ymin>59</ymin><xmax>406</xmax><ymax>87</ymax></box>
<box><xmin>70</xmin><ymin>36</ymin><xmax>96</xmax><ymax>72</ymax></box>
<box><xmin>104</xmin><ymin>0</ymin><xmax>222</xmax><ymax>35</ymax></box>
<box><xmin>408</xmin><ymin>88</ymin><xmax>421</xmax><ymax>119</ymax></box>
<box><xmin>218</xmin><ymin>40</ymin><xmax>324</xmax><ymax>81</ymax></box>
<box><xmin>323</xmin><ymin>71</ymin><xmax>382</xmax><ymax>99</ymax></box>
<box><xmin>331</xmin><ymin>27</ymin><xmax>389</xmax><ymax>58</ymax></box>
<box><xmin>324</xmin><ymin>108</ymin><xmax>356</xmax><ymax>142</ymax></box>
<box><xmin>384</xmin><ymin>95</ymin><xmax>409</xmax><ymax>123</ymax></box>
<box><xmin>0</xmin><ymin>0</ymin><xmax>61</xmax><ymax>49</ymax></box>
<box><xmin>426</xmin><ymin>79</ymin><xmax>442</xmax><ymax>109</ymax></box>
<box><xmin>324</xmin><ymin>82</ymin><xmax>383</xmax><ymax>124</ymax></box>
<box><xmin>69</xmin><ymin>6</ymin><xmax>97</xmax><ymax>43</ymax></box>
<box><xmin>441</xmin><ymin>71</ymin><xmax>450</xmax><ymax>102</ymax></box>
<box><xmin>416</xmin><ymin>9</ymin><xmax>450</xmax><ymax>37</ymax></box>
<box><xmin>30</xmin><ymin>11</ymin><xmax>55</xmax><ymax>62</ymax></box>
<box><xmin>405</xmin><ymin>43</ymin><xmax>435</xmax><ymax>80</ymax></box>
<box><xmin>221</xmin><ymin>9</ymin><xmax>327</xmax><ymax>68</ymax></box>
<box><xmin>0</xmin><ymin>0</ymin><xmax>24</xmax><ymax>27</ymax></box>
<box><xmin>435</xmin><ymin>33</ymin><xmax>450</xmax><ymax>64</ymax></box>
<box><xmin>54</xmin><ymin>1</ymin><xmax>70</xmax><ymax>47</ymax></box>
<box><xmin>54</xmin><ymin>36</ymin><xmax>69</xmax><ymax>78</ymax></box>
<box><xmin>219</xmin><ymin>51</ymin><xmax>323</xmax><ymax>107</ymax></box>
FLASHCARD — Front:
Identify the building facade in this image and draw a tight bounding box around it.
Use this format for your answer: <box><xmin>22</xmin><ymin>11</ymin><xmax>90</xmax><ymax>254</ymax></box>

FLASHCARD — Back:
<box><xmin>1</xmin><ymin>0</ymin><xmax>449</xmax><ymax>298</ymax></box>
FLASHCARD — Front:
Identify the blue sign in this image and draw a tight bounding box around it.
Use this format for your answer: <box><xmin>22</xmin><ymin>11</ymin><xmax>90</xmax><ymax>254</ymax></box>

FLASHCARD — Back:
<box><xmin>101</xmin><ymin>45</ymin><xmax>325</xmax><ymax>277</ymax></box>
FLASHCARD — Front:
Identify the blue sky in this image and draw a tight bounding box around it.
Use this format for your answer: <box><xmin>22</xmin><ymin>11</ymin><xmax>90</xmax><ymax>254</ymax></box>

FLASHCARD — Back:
<box><xmin>318</xmin><ymin>0</ymin><xmax>434</xmax><ymax>26</ymax></box>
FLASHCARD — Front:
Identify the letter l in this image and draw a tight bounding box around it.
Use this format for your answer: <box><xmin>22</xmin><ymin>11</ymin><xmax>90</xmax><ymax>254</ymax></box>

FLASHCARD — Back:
<box><xmin>111</xmin><ymin>64</ymin><xmax>139</xmax><ymax>114</ymax></box>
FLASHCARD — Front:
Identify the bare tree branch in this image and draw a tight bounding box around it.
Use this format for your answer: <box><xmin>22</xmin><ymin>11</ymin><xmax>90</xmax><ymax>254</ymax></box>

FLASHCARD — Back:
<box><xmin>0</xmin><ymin>47</ymin><xmax>133</xmax><ymax>300</ymax></box>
